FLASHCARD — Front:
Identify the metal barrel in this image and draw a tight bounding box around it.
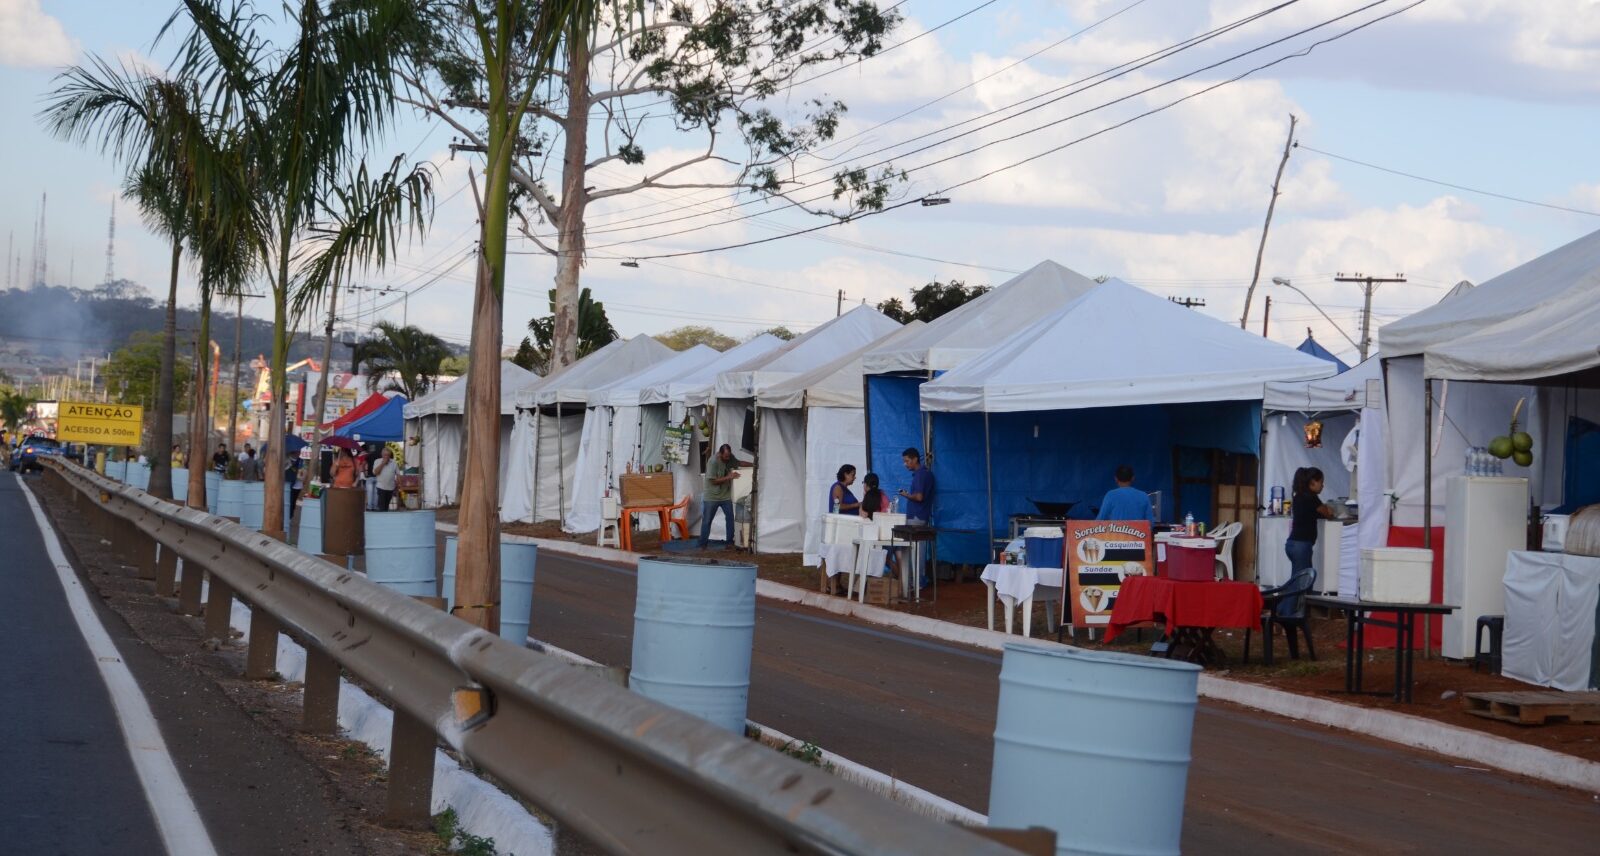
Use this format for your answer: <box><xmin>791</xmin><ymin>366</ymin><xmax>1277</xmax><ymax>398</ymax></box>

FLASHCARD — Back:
<box><xmin>442</xmin><ymin>536</ymin><xmax>539</xmax><ymax>644</ymax></box>
<box><xmin>204</xmin><ymin>471</ymin><xmax>220</xmax><ymax>515</ymax></box>
<box><xmin>171</xmin><ymin>468</ymin><xmax>188</xmax><ymax>504</ymax></box>
<box><xmin>129</xmin><ymin>462</ymin><xmax>150</xmax><ymax>491</ymax></box>
<box><xmin>217</xmin><ymin>479</ymin><xmax>245</xmax><ymax>521</ymax></box>
<box><xmin>629</xmin><ymin>556</ymin><xmax>756</xmax><ymax>733</ymax></box>
<box><xmin>239</xmin><ymin>482</ymin><xmax>265</xmax><ymax>530</ymax></box>
<box><xmin>322</xmin><ymin>487</ymin><xmax>365</xmax><ymax>554</ymax></box>
<box><xmin>107</xmin><ymin>460</ymin><xmax>127</xmax><ymax>482</ymax></box>
<box><xmin>297</xmin><ymin>496</ymin><xmax>323</xmax><ymax>555</ymax></box>
<box><xmin>363</xmin><ymin>509</ymin><xmax>436</xmax><ymax>596</ymax></box>
<box><xmin>988</xmin><ymin>643</ymin><xmax>1200</xmax><ymax>856</ymax></box>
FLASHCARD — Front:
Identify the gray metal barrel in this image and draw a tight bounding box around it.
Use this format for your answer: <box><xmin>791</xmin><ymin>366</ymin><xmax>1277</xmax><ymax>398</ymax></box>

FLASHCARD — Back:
<box><xmin>442</xmin><ymin>536</ymin><xmax>539</xmax><ymax>644</ymax></box>
<box><xmin>129</xmin><ymin>462</ymin><xmax>149</xmax><ymax>491</ymax></box>
<box><xmin>988</xmin><ymin>643</ymin><xmax>1200</xmax><ymax>856</ymax></box>
<box><xmin>106</xmin><ymin>460</ymin><xmax>127</xmax><ymax>482</ymax></box>
<box><xmin>217</xmin><ymin>479</ymin><xmax>245</xmax><ymax>520</ymax></box>
<box><xmin>239</xmin><ymin>482</ymin><xmax>265</xmax><ymax>530</ymax></box>
<box><xmin>171</xmin><ymin>467</ymin><xmax>188</xmax><ymax>503</ymax></box>
<box><xmin>204</xmin><ymin>471</ymin><xmax>220</xmax><ymax>514</ymax></box>
<box><xmin>629</xmin><ymin>556</ymin><xmax>756</xmax><ymax>733</ymax></box>
<box><xmin>363</xmin><ymin>509</ymin><xmax>436</xmax><ymax>596</ymax></box>
<box><xmin>297</xmin><ymin>496</ymin><xmax>323</xmax><ymax>555</ymax></box>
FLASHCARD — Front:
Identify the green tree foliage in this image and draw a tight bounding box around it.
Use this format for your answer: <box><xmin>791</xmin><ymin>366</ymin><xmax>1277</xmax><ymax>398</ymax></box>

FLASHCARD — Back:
<box><xmin>104</xmin><ymin>332</ymin><xmax>194</xmax><ymax>409</ymax></box>
<box><xmin>438</xmin><ymin>354</ymin><xmax>470</xmax><ymax>376</ymax></box>
<box><xmin>656</xmin><ymin>325</ymin><xmax>737</xmax><ymax>351</ymax></box>
<box><xmin>351</xmin><ymin>321</ymin><xmax>453</xmax><ymax>401</ymax></box>
<box><xmin>755</xmin><ymin>326</ymin><xmax>796</xmax><ymax>341</ymax></box>
<box><xmin>516</xmin><ymin>287</ymin><xmax>618</xmax><ymax>373</ymax></box>
<box><xmin>876</xmin><ymin>280</ymin><xmax>991</xmax><ymax>324</ymax></box>
<box><xmin>1</xmin><ymin>390</ymin><xmax>36</xmax><ymax>432</ymax></box>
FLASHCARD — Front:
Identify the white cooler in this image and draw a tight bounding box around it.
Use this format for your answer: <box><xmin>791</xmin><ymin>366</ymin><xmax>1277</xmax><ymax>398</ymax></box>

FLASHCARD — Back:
<box><xmin>1360</xmin><ymin>548</ymin><xmax>1433</xmax><ymax>603</ymax></box>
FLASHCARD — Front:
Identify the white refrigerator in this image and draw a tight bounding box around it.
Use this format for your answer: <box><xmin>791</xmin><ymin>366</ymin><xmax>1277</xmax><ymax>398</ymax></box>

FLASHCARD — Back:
<box><xmin>1442</xmin><ymin>476</ymin><xmax>1529</xmax><ymax>660</ymax></box>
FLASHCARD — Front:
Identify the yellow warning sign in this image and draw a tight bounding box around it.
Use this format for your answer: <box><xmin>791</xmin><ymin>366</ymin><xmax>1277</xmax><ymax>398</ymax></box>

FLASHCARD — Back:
<box><xmin>57</xmin><ymin>402</ymin><xmax>144</xmax><ymax>446</ymax></box>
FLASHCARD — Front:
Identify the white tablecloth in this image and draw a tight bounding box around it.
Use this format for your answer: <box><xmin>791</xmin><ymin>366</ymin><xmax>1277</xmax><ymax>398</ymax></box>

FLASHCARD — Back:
<box><xmin>981</xmin><ymin>564</ymin><xmax>1065</xmax><ymax>603</ymax></box>
<box><xmin>1503</xmin><ymin>550</ymin><xmax>1600</xmax><ymax>691</ymax></box>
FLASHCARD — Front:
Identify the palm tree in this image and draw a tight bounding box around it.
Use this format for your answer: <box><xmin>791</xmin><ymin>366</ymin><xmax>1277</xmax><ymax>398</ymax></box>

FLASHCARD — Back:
<box><xmin>520</xmin><ymin>286</ymin><xmax>617</xmax><ymax>373</ymax></box>
<box><xmin>166</xmin><ymin>0</ymin><xmax>426</xmax><ymax>537</ymax></box>
<box><xmin>1</xmin><ymin>390</ymin><xmax>36</xmax><ymax>433</ymax></box>
<box><xmin>350</xmin><ymin>322</ymin><xmax>451</xmax><ymax>401</ymax></box>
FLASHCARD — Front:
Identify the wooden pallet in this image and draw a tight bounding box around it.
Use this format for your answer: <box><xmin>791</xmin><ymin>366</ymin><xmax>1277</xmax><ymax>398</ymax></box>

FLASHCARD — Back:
<box><xmin>1462</xmin><ymin>691</ymin><xmax>1600</xmax><ymax>726</ymax></box>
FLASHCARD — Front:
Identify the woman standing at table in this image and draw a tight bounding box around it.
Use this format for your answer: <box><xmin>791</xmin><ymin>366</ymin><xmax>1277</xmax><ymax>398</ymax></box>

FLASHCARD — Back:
<box><xmin>1286</xmin><ymin>466</ymin><xmax>1336</xmax><ymax>584</ymax></box>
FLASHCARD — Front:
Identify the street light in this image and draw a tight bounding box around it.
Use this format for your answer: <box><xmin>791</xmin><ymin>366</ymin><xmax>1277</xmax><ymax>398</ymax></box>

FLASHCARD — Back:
<box><xmin>1269</xmin><ymin>277</ymin><xmax>1362</xmax><ymax>354</ymax></box>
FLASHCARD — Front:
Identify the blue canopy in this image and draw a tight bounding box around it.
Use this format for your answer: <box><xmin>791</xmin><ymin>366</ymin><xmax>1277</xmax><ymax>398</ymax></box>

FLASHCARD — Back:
<box><xmin>333</xmin><ymin>394</ymin><xmax>407</xmax><ymax>442</ymax></box>
<box><xmin>1296</xmin><ymin>334</ymin><xmax>1351</xmax><ymax>373</ymax></box>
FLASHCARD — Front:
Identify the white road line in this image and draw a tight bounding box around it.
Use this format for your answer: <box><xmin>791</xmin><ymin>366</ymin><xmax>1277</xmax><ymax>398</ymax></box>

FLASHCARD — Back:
<box><xmin>17</xmin><ymin>475</ymin><xmax>219</xmax><ymax>856</ymax></box>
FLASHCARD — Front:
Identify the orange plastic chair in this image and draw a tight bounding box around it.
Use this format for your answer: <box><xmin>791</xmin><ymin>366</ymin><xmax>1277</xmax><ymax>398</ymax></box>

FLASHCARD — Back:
<box><xmin>664</xmin><ymin>495</ymin><xmax>691</xmax><ymax>541</ymax></box>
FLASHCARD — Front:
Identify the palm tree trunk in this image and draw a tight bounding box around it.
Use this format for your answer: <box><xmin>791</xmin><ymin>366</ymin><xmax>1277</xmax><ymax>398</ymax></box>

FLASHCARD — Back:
<box><xmin>551</xmin><ymin>21</ymin><xmax>590</xmax><ymax>372</ymax></box>
<box><xmin>149</xmin><ymin>238</ymin><xmax>181</xmax><ymax>499</ymax></box>
<box><xmin>261</xmin><ymin>227</ymin><xmax>293</xmax><ymax>540</ymax></box>
<box><xmin>186</xmin><ymin>297</ymin><xmax>211</xmax><ymax>509</ymax></box>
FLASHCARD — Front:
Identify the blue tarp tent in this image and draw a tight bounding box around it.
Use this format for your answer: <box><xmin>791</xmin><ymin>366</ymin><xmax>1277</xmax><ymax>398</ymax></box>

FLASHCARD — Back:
<box><xmin>1295</xmin><ymin>333</ymin><xmax>1351</xmax><ymax>373</ymax></box>
<box><xmin>919</xmin><ymin>280</ymin><xmax>1337</xmax><ymax>565</ymax></box>
<box><xmin>333</xmin><ymin>394</ymin><xmax>407</xmax><ymax>442</ymax></box>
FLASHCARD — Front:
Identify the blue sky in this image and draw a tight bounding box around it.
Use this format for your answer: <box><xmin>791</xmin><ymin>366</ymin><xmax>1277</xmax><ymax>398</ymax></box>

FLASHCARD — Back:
<box><xmin>3</xmin><ymin>0</ymin><xmax>1598</xmax><ymax>363</ymax></box>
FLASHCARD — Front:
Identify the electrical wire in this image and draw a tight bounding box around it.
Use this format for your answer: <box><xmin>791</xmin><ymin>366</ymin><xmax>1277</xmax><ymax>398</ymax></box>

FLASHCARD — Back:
<box><xmin>1296</xmin><ymin>143</ymin><xmax>1600</xmax><ymax>218</ymax></box>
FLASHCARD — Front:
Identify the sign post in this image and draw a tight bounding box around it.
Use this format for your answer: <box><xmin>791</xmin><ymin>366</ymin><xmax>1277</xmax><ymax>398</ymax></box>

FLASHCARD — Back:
<box><xmin>1063</xmin><ymin>520</ymin><xmax>1154</xmax><ymax>630</ymax></box>
<box><xmin>57</xmin><ymin>402</ymin><xmax>145</xmax><ymax>447</ymax></box>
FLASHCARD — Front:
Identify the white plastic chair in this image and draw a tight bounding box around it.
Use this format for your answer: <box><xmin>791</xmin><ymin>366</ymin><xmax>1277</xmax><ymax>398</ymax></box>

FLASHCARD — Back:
<box><xmin>1211</xmin><ymin>521</ymin><xmax>1243</xmax><ymax>580</ymax></box>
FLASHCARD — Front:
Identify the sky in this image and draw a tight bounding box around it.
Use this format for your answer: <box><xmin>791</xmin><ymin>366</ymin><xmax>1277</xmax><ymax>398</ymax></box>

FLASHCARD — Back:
<box><xmin>2</xmin><ymin>0</ymin><xmax>1598</xmax><ymax>365</ymax></box>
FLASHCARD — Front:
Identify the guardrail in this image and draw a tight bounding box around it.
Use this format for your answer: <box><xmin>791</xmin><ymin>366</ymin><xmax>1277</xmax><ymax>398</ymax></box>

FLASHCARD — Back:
<box><xmin>43</xmin><ymin>459</ymin><xmax>1021</xmax><ymax>855</ymax></box>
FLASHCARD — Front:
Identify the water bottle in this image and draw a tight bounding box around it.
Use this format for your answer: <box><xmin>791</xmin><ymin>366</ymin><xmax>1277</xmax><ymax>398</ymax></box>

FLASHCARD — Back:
<box><xmin>1464</xmin><ymin>447</ymin><xmax>1475</xmax><ymax>476</ymax></box>
<box><xmin>1184</xmin><ymin>511</ymin><xmax>1195</xmax><ymax>536</ymax></box>
<box><xmin>831</xmin><ymin>496</ymin><xmax>839</xmax><ymax>514</ymax></box>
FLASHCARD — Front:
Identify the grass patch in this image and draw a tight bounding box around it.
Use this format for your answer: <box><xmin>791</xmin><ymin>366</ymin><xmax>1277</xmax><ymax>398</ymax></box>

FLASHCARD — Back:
<box><xmin>433</xmin><ymin>808</ymin><xmax>498</xmax><ymax>856</ymax></box>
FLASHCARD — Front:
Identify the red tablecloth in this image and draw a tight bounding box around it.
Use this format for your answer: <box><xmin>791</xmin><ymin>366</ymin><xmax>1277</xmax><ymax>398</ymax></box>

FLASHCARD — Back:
<box><xmin>1104</xmin><ymin>577</ymin><xmax>1264</xmax><ymax>642</ymax></box>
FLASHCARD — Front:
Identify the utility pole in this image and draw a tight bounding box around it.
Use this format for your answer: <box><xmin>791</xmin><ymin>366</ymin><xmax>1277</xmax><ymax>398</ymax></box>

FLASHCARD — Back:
<box><xmin>104</xmin><ymin>202</ymin><xmax>116</xmax><ymax>285</ymax></box>
<box><xmin>1334</xmin><ymin>271</ymin><xmax>1406</xmax><ymax>361</ymax></box>
<box><xmin>1168</xmin><ymin>296</ymin><xmax>1207</xmax><ymax>309</ymax></box>
<box><xmin>1262</xmin><ymin>295</ymin><xmax>1272</xmax><ymax>337</ymax></box>
<box><xmin>836</xmin><ymin>288</ymin><xmax>844</xmax><ymax>317</ymax></box>
<box><xmin>1239</xmin><ymin>114</ymin><xmax>1296</xmax><ymax>329</ymax></box>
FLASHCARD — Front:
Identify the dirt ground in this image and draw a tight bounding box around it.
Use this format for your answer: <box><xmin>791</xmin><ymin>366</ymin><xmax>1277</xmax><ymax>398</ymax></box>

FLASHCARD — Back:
<box><xmin>444</xmin><ymin>507</ymin><xmax>1600</xmax><ymax>765</ymax></box>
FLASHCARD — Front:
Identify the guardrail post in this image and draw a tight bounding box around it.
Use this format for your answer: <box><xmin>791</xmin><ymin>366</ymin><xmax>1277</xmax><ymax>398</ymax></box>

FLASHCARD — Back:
<box><xmin>154</xmin><ymin>543</ymin><xmax>179</xmax><ymax>597</ymax></box>
<box><xmin>204</xmin><ymin>575</ymin><xmax>233</xmax><ymax>639</ymax></box>
<box><xmin>384</xmin><ymin>594</ymin><xmax>443</xmax><ymax>827</ymax></box>
<box><xmin>302</xmin><ymin>647</ymin><xmax>341</xmax><ymax>734</ymax></box>
<box><xmin>177</xmin><ymin>558</ymin><xmax>205</xmax><ymax>616</ymax></box>
<box><xmin>122</xmin><ymin>518</ymin><xmax>157</xmax><ymax>581</ymax></box>
<box><xmin>245</xmin><ymin>606</ymin><xmax>280</xmax><ymax>680</ymax></box>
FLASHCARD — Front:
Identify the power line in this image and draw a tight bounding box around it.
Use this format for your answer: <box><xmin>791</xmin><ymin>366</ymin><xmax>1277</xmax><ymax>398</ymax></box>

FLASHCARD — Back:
<box><xmin>1295</xmin><ymin>143</ymin><xmax>1600</xmax><ymax>218</ymax></box>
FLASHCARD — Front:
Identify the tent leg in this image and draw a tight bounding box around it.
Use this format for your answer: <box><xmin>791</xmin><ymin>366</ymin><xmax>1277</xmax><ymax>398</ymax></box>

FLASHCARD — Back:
<box><xmin>531</xmin><ymin>408</ymin><xmax>541</xmax><ymax>522</ymax></box>
<box><xmin>1422</xmin><ymin>375</ymin><xmax>1433</xmax><ymax>659</ymax></box>
<box><xmin>984</xmin><ymin>410</ymin><xmax>995</xmax><ymax>563</ymax></box>
<box><xmin>557</xmin><ymin>401</ymin><xmax>566</xmax><ymax>524</ymax></box>
<box><xmin>862</xmin><ymin>375</ymin><xmax>874</xmax><ymax>474</ymax></box>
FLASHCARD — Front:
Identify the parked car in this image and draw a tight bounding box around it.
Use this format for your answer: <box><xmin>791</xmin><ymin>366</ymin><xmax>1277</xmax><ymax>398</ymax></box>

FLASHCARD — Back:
<box><xmin>12</xmin><ymin>434</ymin><xmax>63</xmax><ymax>472</ymax></box>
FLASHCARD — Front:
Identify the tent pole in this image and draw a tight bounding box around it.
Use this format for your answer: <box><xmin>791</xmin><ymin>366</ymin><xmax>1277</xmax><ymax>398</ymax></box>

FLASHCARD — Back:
<box><xmin>984</xmin><ymin>409</ymin><xmax>995</xmax><ymax>562</ymax></box>
<box><xmin>750</xmin><ymin>404</ymin><xmax>762</xmax><ymax>553</ymax></box>
<box><xmin>862</xmin><ymin>375</ymin><xmax>874</xmax><ymax>475</ymax></box>
<box><xmin>1423</xmin><ymin>376</ymin><xmax>1432</xmax><ymax>549</ymax></box>
<box><xmin>531</xmin><ymin>408</ymin><xmax>541</xmax><ymax>522</ymax></box>
<box><xmin>557</xmin><ymin>401</ymin><xmax>566</xmax><ymax>524</ymax></box>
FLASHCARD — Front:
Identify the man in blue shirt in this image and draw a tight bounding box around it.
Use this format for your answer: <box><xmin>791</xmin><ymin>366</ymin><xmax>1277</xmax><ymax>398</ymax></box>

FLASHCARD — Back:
<box><xmin>1096</xmin><ymin>465</ymin><xmax>1154</xmax><ymax>522</ymax></box>
<box><xmin>898</xmin><ymin>448</ymin><xmax>935</xmax><ymax>523</ymax></box>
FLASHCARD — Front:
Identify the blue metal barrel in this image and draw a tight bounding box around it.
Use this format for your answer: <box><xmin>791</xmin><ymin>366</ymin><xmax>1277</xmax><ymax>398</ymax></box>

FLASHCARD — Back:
<box><xmin>629</xmin><ymin>556</ymin><xmax>756</xmax><ymax>733</ymax></box>
<box><xmin>171</xmin><ymin>468</ymin><xmax>189</xmax><ymax>504</ymax></box>
<box><xmin>363</xmin><ymin>510</ymin><xmax>436</xmax><ymax>596</ymax></box>
<box><xmin>106</xmin><ymin>460</ymin><xmax>127</xmax><ymax>482</ymax></box>
<box><xmin>129</xmin><ymin>462</ymin><xmax>150</xmax><ymax>491</ymax></box>
<box><xmin>988</xmin><ymin>643</ymin><xmax>1200</xmax><ymax>856</ymax></box>
<box><xmin>441</xmin><ymin>536</ymin><xmax>539</xmax><ymax>644</ymax></box>
<box><xmin>297</xmin><ymin>496</ymin><xmax>323</xmax><ymax>555</ymax></box>
<box><xmin>239</xmin><ymin>483</ymin><xmax>264</xmax><ymax>530</ymax></box>
<box><xmin>217</xmin><ymin>479</ymin><xmax>245</xmax><ymax>520</ymax></box>
<box><xmin>204</xmin><ymin>471</ymin><xmax>221</xmax><ymax>515</ymax></box>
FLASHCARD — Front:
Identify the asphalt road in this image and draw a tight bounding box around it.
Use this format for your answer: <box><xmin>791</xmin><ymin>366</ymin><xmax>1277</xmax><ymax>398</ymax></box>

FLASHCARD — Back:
<box><xmin>1</xmin><ymin>470</ymin><xmax>166</xmax><ymax>855</ymax></box>
<box><xmin>521</xmin><ymin>548</ymin><xmax>1600</xmax><ymax>854</ymax></box>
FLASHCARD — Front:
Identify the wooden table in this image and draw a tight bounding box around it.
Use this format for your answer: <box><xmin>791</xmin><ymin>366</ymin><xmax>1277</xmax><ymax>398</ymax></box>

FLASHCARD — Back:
<box><xmin>1306</xmin><ymin>595</ymin><xmax>1458</xmax><ymax>704</ymax></box>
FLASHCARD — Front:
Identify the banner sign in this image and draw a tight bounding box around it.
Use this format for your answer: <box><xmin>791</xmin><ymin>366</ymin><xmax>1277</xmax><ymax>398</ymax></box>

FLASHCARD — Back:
<box><xmin>322</xmin><ymin>387</ymin><xmax>358</xmax><ymax>423</ymax></box>
<box><xmin>56</xmin><ymin>402</ymin><xmax>144</xmax><ymax>446</ymax></box>
<box><xmin>662</xmin><ymin>423</ymin><xmax>692</xmax><ymax>465</ymax></box>
<box><xmin>1064</xmin><ymin>520</ymin><xmax>1153</xmax><ymax>628</ymax></box>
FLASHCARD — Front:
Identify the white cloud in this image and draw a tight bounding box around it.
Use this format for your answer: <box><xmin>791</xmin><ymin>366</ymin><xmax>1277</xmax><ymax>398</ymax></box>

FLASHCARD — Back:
<box><xmin>0</xmin><ymin>0</ymin><xmax>76</xmax><ymax>68</ymax></box>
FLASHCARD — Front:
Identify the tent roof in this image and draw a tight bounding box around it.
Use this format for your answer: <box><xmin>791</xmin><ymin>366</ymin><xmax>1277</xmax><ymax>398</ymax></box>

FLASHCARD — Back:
<box><xmin>758</xmin><ymin>321</ymin><xmax>926</xmax><ymax>410</ymax></box>
<box><xmin>863</xmin><ymin>259</ymin><xmax>1098</xmax><ymax>374</ymax></box>
<box><xmin>1425</xmin><ymin>288</ymin><xmax>1600</xmax><ymax>387</ymax></box>
<box><xmin>714</xmin><ymin>304</ymin><xmax>900</xmax><ymax>400</ymax></box>
<box><xmin>587</xmin><ymin>344</ymin><xmax>722</xmax><ymax>406</ymax></box>
<box><xmin>1295</xmin><ymin>334</ymin><xmax>1351</xmax><ymax>373</ymax></box>
<box><xmin>1381</xmin><ymin>228</ymin><xmax>1600</xmax><ymax>357</ymax></box>
<box><xmin>403</xmin><ymin>360</ymin><xmax>539</xmax><ymax>418</ymax></box>
<box><xmin>1264</xmin><ymin>356</ymin><xmax>1384</xmax><ymax>412</ymax></box>
<box><xmin>641</xmin><ymin>333</ymin><xmax>786</xmax><ymax>406</ymax></box>
<box><xmin>333</xmin><ymin>394</ymin><xmax>407</xmax><ymax>442</ymax></box>
<box><xmin>514</xmin><ymin>335</ymin><xmax>677</xmax><ymax>407</ymax></box>
<box><xmin>320</xmin><ymin>392</ymin><xmax>389</xmax><ymax>432</ymax></box>
<box><xmin>921</xmin><ymin>279</ymin><xmax>1337</xmax><ymax>413</ymax></box>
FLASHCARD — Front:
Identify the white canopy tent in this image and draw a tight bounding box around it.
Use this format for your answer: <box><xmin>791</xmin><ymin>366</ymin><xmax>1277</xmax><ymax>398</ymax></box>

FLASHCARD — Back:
<box><xmin>565</xmin><ymin>345</ymin><xmax>722</xmax><ymax>533</ymax></box>
<box><xmin>502</xmin><ymin>336</ymin><xmax>676</xmax><ymax>524</ymax></box>
<box><xmin>922</xmin><ymin>279</ymin><xmax>1336</xmax><ymax>413</ymax></box>
<box><xmin>754</xmin><ymin>322</ymin><xmax>925</xmax><ymax>562</ymax></box>
<box><xmin>863</xmin><ymin>260</ymin><xmax>1098</xmax><ymax>374</ymax></box>
<box><xmin>402</xmin><ymin>360</ymin><xmax>539</xmax><ymax>507</ymax></box>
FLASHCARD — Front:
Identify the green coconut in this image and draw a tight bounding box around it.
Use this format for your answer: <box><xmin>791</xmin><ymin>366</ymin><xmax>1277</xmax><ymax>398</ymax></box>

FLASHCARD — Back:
<box><xmin>1512</xmin><ymin>431</ymin><xmax>1534</xmax><ymax>452</ymax></box>
<box><xmin>1488</xmin><ymin>436</ymin><xmax>1514</xmax><ymax>459</ymax></box>
<box><xmin>1513</xmin><ymin>449</ymin><xmax>1534</xmax><ymax>467</ymax></box>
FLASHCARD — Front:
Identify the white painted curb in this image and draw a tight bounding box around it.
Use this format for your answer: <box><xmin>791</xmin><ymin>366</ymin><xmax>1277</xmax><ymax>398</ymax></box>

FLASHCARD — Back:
<box><xmin>494</xmin><ymin>527</ymin><xmax>1600</xmax><ymax>794</ymax></box>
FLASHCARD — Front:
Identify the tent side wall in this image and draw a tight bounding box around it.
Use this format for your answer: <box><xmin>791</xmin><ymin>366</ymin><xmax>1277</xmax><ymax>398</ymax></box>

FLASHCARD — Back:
<box><xmin>803</xmin><ymin>406</ymin><xmax>866</xmax><ymax>566</ymax></box>
<box><xmin>535</xmin><ymin>409</ymin><xmax>584</xmax><ymax>522</ymax></box>
<box><xmin>867</xmin><ymin>374</ymin><xmax>925</xmax><ymax>479</ymax></box>
<box><xmin>1261</xmin><ymin>411</ymin><xmax>1355</xmax><ymax>502</ymax></box>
